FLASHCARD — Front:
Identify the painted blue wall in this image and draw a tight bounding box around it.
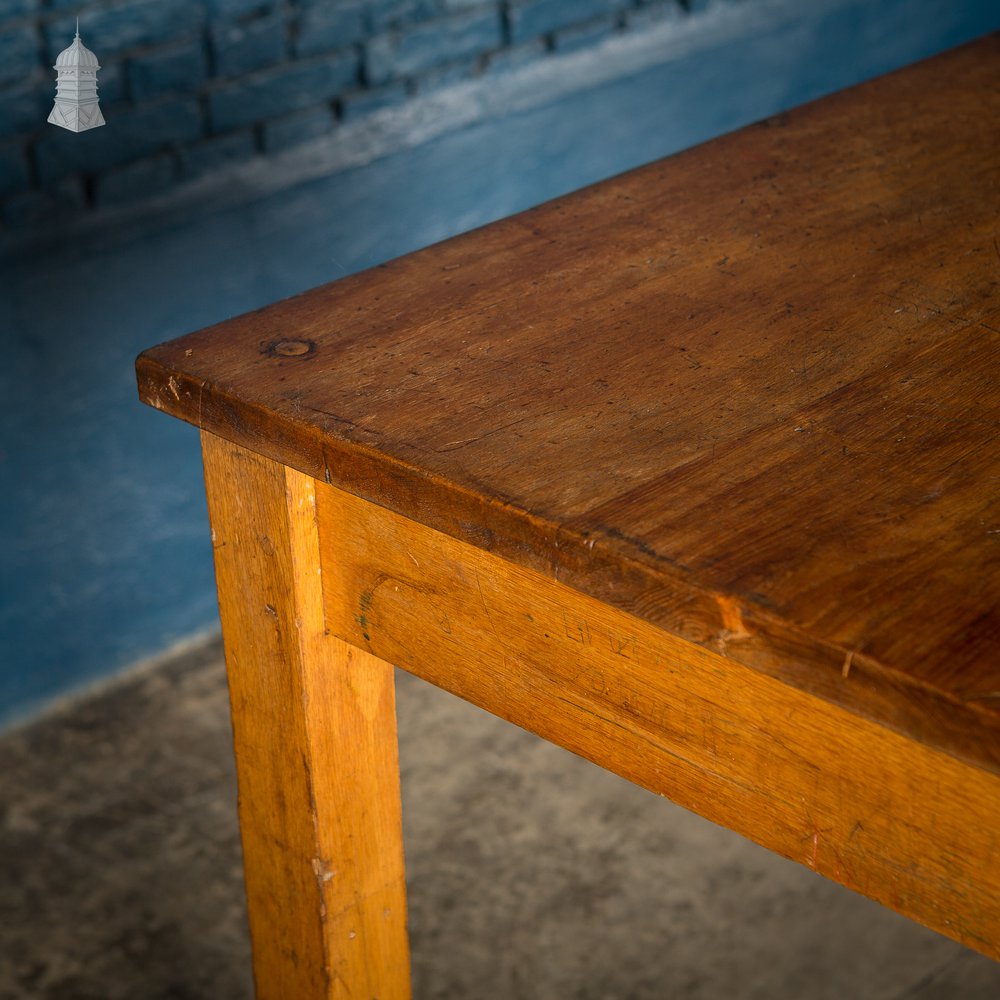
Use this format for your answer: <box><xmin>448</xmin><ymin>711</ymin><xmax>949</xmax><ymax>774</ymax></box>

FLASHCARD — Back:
<box><xmin>2</xmin><ymin>0</ymin><xmax>691</xmax><ymax>223</ymax></box>
<box><xmin>2</xmin><ymin>0</ymin><xmax>998</xmax><ymax>727</ymax></box>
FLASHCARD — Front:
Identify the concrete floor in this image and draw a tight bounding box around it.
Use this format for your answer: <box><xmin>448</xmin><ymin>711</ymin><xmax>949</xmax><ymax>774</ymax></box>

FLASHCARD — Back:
<box><xmin>1</xmin><ymin>640</ymin><xmax>999</xmax><ymax>999</ymax></box>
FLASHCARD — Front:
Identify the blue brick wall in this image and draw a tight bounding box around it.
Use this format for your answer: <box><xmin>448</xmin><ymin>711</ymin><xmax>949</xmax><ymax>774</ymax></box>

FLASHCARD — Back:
<box><xmin>4</xmin><ymin>0</ymin><xmax>999</xmax><ymax>732</ymax></box>
<box><xmin>0</xmin><ymin>0</ymin><xmax>706</xmax><ymax>225</ymax></box>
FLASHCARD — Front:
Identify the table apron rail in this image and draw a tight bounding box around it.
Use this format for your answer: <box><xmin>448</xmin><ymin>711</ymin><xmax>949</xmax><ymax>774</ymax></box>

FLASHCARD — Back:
<box><xmin>314</xmin><ymin>467</ymin><xmax>1000</xmax><ymax>962</ymax></box>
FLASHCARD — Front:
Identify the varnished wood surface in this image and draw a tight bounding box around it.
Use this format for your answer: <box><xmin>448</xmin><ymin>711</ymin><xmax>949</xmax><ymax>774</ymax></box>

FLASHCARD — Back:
<box><xmin>315</xmin><ymin>474</ymin><xmax>1000</xmax><ymax>960</ymax></box>
<box><xmin>202</xmin><ymin>434</ymin><xmax>411</xmax><ymax>999</ymax></box>
<box><xmin>139</xmin><ymin>37</ymin><xmax>1000</xmax><ymax>775</ymax></box>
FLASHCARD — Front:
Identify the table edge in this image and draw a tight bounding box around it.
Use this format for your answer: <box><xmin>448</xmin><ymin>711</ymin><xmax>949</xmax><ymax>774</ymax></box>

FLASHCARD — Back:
<box><xmin>137</xmin><ymin>352</ymin><xmax>1000</xmax><ymax>778</ymax></box>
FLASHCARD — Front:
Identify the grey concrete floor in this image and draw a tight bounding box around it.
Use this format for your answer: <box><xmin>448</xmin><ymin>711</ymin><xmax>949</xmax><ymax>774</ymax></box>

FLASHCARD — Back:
<box><xmin>1</xmin><ymin>640</ymin><xmax>999</xmax><ymax>999</ymax></box>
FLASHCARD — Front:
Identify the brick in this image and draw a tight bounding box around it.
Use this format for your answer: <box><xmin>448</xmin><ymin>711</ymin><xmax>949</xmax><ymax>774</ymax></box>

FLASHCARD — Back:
<box><xmin>128</xmin><ymin>37</ymin><xmax>207</xmax><ymax>101</ymax></box>
<box><xmin>0</xmin><ymin>80</ymin><xmax>46</xmax><ymax>137</ymax></box>
<box><xmin>368</xmin><ymin>0</ymin><xmax>439</xmax><ymax>31</ymax></box>
<box><xmin>94</xmin><ymin>151</ymin><xmax>176</xmax><ymax>206</ymax></box>
<box><xmin>205</xmin><ymin>0</ymin><xmax>272</xmax><ymax>16</ymax></box>
<box><xmin>262</xmin><ymin>104</ymin><xmax>334</xmax><ymax>150</ymax></box>
<box><xmin>0</xmin><ymin>0</ymin><xmax>38</xmax><ymax>21</ymax></box>
<box><xmin>45</xmin><ymin>1</ymin><xmax>205</xmax><ymax>62</ymax></box>
<box><xmin>295</xmin><ymin>1</ymin><xmax>366</xmax><ymax>58</ymax></box>
<box><xmin>208</xmin><ymin>53</ymin><xmax>358</xmax><ymax>131</ymax></box>
<box><xmin>1</xmin><ymin>175</ymin><xmax>84</xmax><ymax>226</ymax></box>
<box><xmin>366</xmin><ymin>8</ymin><xmax>501</xmax><ymax>85</ymax></box>
<box><xmin>96</xmin><ymin>61</ymin><xmax>126</xmax><ymax>105</ymax></box>
<box><xmin>179</xmin><ymin>128</ymin><xmax>256</xmax><ymax>177</ymax></box>
<box><xmin>508</xmin><ymin>0</ymin><xmax>619</xmax><ymax>43</ymax></box>
<box><xmin>411</xmin><ymin>55</ymin><xmax>479</xmax><ymax>94</ymax></box>
<box><xmin>552</xmin><ymin>14</ymin><xmax>617</xmax><ymax>51</ymax></box>
<box><xmin>340</xmin><ymin>80</ymin><xmax>408</xmax><ymax>119</ymax></box>
<box><xmin>211</xmin><ymin>11</ymin><xmax>287</xmax><ymax>77</ymax></box>
<box><xmin>483</xmin><ymin>37</ymin><xmax>546</xmax><ymax>75</ymax></box>
<box><xmin>0</xmin><ymin>138</ymin><xmax>28</xmax><ymax>194</ymax></box>
<box><xmin>0</xmin><ymin>23</ymin><xmax>39</xmax><ymax>86</ymax></box>
<box><xmin>35</xmin><ymin>96</ymin><xmax>202</xmax><ymax>183</ymax></box>
<box><xmin>626</xmin><ymin>1</ymin><xmax>684</xmax><ymax>29</ymax></box>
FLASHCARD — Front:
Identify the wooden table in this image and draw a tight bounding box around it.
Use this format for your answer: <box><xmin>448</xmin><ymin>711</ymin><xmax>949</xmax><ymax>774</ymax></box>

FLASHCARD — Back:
<box><xmin>137</xmin><ymin>35</ymin><xmax>1000</xmax><ymax>997</ymax></box>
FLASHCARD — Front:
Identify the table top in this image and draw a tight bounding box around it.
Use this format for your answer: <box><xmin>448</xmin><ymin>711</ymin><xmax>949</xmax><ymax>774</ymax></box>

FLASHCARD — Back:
<box><xmin>138</xmin><ymin>35</ymin><xmax>1000</xmax><ymax>776</ymax></box>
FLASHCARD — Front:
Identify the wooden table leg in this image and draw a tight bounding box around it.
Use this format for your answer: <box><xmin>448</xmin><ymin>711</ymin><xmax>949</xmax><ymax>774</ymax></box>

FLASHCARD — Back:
<box><xmin>201</xmin><ymin>431</ymin><xmax>411</xmax><ymax>1000</ymax></box>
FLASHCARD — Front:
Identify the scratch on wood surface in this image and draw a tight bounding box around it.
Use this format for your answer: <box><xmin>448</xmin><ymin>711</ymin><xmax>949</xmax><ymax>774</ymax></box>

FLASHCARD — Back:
<box><xmin>357</xmin><ymin>591</ymin><xmax>373</xmax><ymax>642</ymax></box>
<box><xmin>715</xmin><ymin>595</ymin><xmax>751</xmax><ymax>654</ymax></box>
<box><xmin>195</xmin><ymin>376</ymin><xmax>205</xmax><ymax>428</ymax></box>
<box><xmin>436</xmin><ymin>416</ymin><xmax>529</xmax><ymax>453</ymax></box>
<box><xmin>311</xmin><ymin>857</ymin><xmax>336</xmax><ymax>885</ymax></box>
<box><xmin>475</xmin><ymin>569</ymin><xmax>502</xmax><ymax>645</ymax></box>
<box><xmin>717</xmin><ymin>596</ymin><xmax>749</xmax><ymax>636</ymax></box>
<box><xmin>842</xmin><ymin>649</ymin><xmax>855</xmax><ymax>679</ymax></box>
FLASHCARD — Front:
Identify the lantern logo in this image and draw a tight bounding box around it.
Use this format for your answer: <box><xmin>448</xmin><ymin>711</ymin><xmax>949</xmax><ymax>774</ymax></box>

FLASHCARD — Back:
<box><xmin>48</xmin><ymin>19</ymin><xmax>105</xmax><ymax>133</ymax></box>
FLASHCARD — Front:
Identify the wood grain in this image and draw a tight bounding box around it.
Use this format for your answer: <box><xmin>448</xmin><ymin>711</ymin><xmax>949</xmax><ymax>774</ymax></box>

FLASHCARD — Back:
<box><xmin>315</xmin><ymin>477</ymin><xmax>1000</xmax><ymax>961</ymax></box>
<box><xmin>137</xmin><ymin>36</ymin><xmax>1000</xmax><ymax>776</ymax></box>
<box><xmin>202</xmin><ymin>432</ymin><xmax>411</xmax><ymax>1000</ymax></box>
